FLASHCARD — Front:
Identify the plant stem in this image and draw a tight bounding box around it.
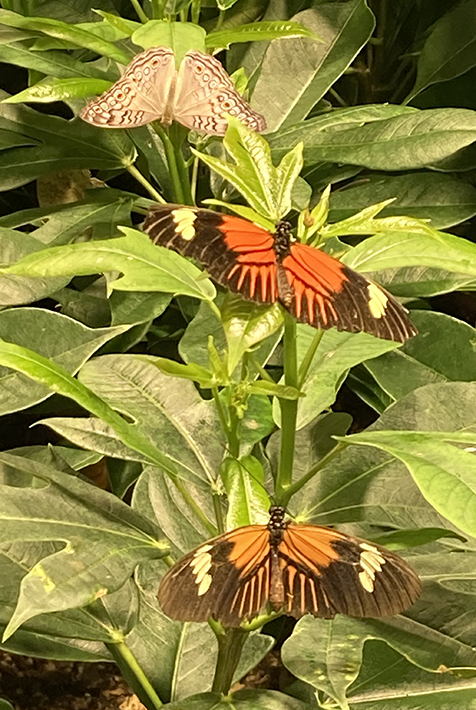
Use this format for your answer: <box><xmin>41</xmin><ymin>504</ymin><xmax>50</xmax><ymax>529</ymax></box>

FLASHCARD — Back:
<box><xmin>298</xmin><ymin>329</ymin><xmax>323</xmax><ymax>387</ymax></box>
<box><xmin>211</xmin><ymin>627</ymin><xmax>247</xmax><ymax>693</ymax></box>
<box><xmin>275</xmin><ymin>312</ymin><xmax>298</xmax><ymax>504</ymax></box>
<box><xmin>108</xmin><ymin>641</ymin><xmax>163</xmax><ymax>710</ymax></box>
<box><xmin>279</xmin><ymin>441</ymin><xmax>348</xmax><ymax>507</ymax></box>
<box><xmin>152</xmin><ymin>122</ymin><xmax>185</xmax><ymax>203</ymax></box>
<box><xmin>129</xmin><ymin>0</ymin><xmax>149</xmax><ymax>22</ymax></box>
<box><xmin>213</xmin><ymin>491</ymin><xmax>225</xmax><ymax>533</ymax></box>
<box><xmin>169</xmin><ymin>125</ymin><xmax>194</xmax><ymax>205</ymax></box>
<box><xmin>127</xmin><ymin>164</ymin><xmax>166</xmax><ymax>203</ymax></box>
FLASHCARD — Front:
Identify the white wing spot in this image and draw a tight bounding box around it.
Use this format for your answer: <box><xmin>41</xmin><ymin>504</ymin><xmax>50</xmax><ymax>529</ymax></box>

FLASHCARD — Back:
<box><xmin>197</xmin><ymin>573</ymin><xmax>212</xmax><ymax>595</ymax></box>
<box><xmin>367</xmin><ymin>283</ymin><xmax>388</xmax><ymax>319</ymax></box>
<box><xmin>172</xmin><ymin>208</ymin><xmax>197</xmax><ymax>241</ymax></box>
<box><xmin>359</xmin><ymin>569</ymin><xmax>375</xmax><ymax>593</ymax></box>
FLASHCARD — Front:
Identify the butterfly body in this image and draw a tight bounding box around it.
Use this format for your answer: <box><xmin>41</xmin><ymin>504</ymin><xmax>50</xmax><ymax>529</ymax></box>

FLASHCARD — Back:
<box><xmin>80</xmin><ymin>47</ymin><xmax>266</xmax><ymax>135</ymax></box>
<box><xmin>144</xmin><ymin>205</ymin><xmax>417</xmax><ymax>342</ymax></box>
<box><xmin>158</xmin><ymin>506</ymin><xmax>421</xmax><ymax>626</ymax></box>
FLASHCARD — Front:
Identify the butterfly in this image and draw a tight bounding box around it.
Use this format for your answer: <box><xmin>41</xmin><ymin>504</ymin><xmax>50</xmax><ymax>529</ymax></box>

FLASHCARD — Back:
<box><xmin>158</xmin><ymin>506</ymin><xmax>421</xmax><ymax>626</ymax></box>
<box><xmin>143</xmin><ymin>205</ymin><xmax>417</xmax><ymax>342</ymax></box>
<box><xmin>80</xmin><ymin>46</ymin><xmax>266</xmax><ymax>135</ymax></box>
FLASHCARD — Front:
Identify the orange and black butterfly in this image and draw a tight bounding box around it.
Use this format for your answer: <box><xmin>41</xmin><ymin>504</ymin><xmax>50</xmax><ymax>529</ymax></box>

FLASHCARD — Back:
<box><xmin>143</xmin><ymin>205</ymin><xmax>417</xmax><ymax>343</ymax></box>
<box><xmin>158</xmin><ymin>506</ymin><xmax>421</xmax><ymax>626</ymax></box>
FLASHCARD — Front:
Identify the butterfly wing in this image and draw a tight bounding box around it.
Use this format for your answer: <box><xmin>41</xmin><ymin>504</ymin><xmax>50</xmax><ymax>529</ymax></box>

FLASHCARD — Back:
<box><xmin>144</xmin><ymin>206</ymin><xmax>416</xmax><ymax>342</ymax></box>
<box><xmin>172</xmin><ymin>50</ymin><xmax>266</xmax><ymax>135</ymax></box>
<box><xmin>279</xmin><ymin>525</ymin><xmax>421</xmax><ymax>618</ymax></box>
<box><xmin>144</xmin><ymin>205</ymin><xmax>279</xmax><ymax>303</ymax></box>
<box><xmin>158</xmin><ymin>525</ymin><xmax>271</xmax><ymax>626</ymax></box>
<box><xmin>281</xmin><ymin>243</ymin><xmax>417</xmax><ymax>342</ymax></box>
<box><xmin>80</xmin><ymin>47</ymin><xmax>176</xmax><ymax>128</ymax></box>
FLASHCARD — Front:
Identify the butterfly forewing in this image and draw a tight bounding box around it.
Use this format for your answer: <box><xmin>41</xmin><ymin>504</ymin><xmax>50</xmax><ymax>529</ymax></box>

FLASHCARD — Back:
<box><xmin>158</xmin><ymin>526</ymin><xmax>271</xmax><ymax>625</ymax></box>
<box><xmin>144</xmin><ymin>206</ymin><xmax>278</xmax><ymax>303</ymax></box>
<box><xmin>283</xmin><ymin>244</ymin><xmax>416</xmax><ymax>342</ymax></box>
<box><xmin>80</xmin><ymin>47</ymin><xmax>176</xmax><ymax>128</ymax></box>
<box><xmin>174</xmin><ymin>51</ymin><xmax>267</xmax><ymax>135</ymax></box>
<box><xmin>281</xmin><ymin>525</ymin><xmax>421</xmax><ymax>619</ymax></box>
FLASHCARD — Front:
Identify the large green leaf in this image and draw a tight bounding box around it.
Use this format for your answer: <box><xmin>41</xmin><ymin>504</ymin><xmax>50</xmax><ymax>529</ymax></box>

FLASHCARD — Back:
<box><xmin>364</xmin><ymin>311</ymin><xmax>476</xmax><ymax>401</ymax></box>
<box><xmin>269</xmin><ymin>107</ymin><xmax>476</xmax><ymax>171</ymax></box>
<box><xmin>252</xmin><ymin>0</ymin><xmax>375</xmax><ymax>131</ymax></box>
<box><xmin>0</xmin><ymin>308</ymin><xmax>129</xmax><ymax>415</ymax></box>
<box><xmin>0</xmin><ymin>453</ymin><xmax>165</xmax><ymax>638</ymax></box>
<box><xmin>407</xmin><ymin>0</ymin><xmax>476</xmax><ymax>102</ymax></box>
<box><xmin>327</xmin><ymin>173</ymin><xmax>476</xmax><ymax>230</ymax></box>
<box><xmin>290</xmin><ymin>382</ymin><xmax>476</xmax><ymax>534</ymax></box>
<box><xmin>3</xmin><ymin>228</ymin><xmax>216</xmax><ymax>301</ymax></box>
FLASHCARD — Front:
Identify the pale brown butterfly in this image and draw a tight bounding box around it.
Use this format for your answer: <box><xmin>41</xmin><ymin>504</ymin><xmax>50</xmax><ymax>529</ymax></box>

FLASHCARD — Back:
<box><xmin>80</xmin><ymin>46</ymin><xmax>266</xmax><ymax>136</ymax></box>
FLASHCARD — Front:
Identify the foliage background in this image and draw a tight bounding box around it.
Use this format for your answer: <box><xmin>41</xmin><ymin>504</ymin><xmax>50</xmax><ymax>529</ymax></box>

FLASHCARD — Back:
<box><xmin>1</xmin><ymin>0</ymin><xmax>476</xmax><ymax>709</ymax></box>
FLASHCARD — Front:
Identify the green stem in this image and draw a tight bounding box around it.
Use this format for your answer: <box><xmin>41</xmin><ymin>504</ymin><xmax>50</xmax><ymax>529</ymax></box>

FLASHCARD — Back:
<box><xmin>214</xmin><ymin>9</ymin><xmax>226</xmax><ymax>31</ymax></box>
<box><xmin>127</xmin><ymin>164</ymin><xmax>166</xmax><ymax>203</ymax></box>
<box><xmin>174</xmin><ymin>477</ymin><xmax>217</xmax><ymax>536</ymax></box>
<box><xmin>190</xmin><ymin>154</ymin><xmax>199</xmax><ymax>203</ymax></box>
<box><xmin>152</xmin><ymin>122</ymin><xmax>185</xmax><ymax>204</ymax></box>
<box><xmin>169</xmin><ymin>125</ymin><xmax>194</xmax><ymax>205</ymax></box>
<box><xmin>249</xmin><ymin>354</ymin><xmax>275</xmax><ymax>384</ymax></box>
<box><xmin>298</xmin><ymin>329</ymin><xmax>323</xmax><ymax>387</ymax></box>
<box><xmin>275</xmin><ymin>313</ymin><xmax>298</xmax><ymax>505</ymax></box>
<box><xmin>211</xmin><ymin>628</ymin><xmax>247</xmax><ymax>694</ymax></box>
<box><xmin>108</xmin><ymin>641</ymin><xmax>162</xmax><ymax>710</ymax></box>
<box><xmin>213</xmin><ymin>492</ymin><xmax>225</xmax><ymax>533</ymax></box>
<box><xmin>191</xmin><ymin>0</ymin><xmax>201</xmax><ymax>24</ymax></box>
<box><xmin>279</xmin><ymin>441</ymin><xmax>348</xmax><ymax>508</ymax></box>
<box><xmin>129</xmin><ymin>0</ymin><xmax>149</xmax><ymax>22</ymax></box>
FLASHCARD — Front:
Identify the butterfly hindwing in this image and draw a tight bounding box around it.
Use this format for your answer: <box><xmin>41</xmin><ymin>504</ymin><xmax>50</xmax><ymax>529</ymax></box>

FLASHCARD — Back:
<box><xmin>80</xmin><ymin>47</ymin><xmax>175</xmax><ymax>128</ymax></box>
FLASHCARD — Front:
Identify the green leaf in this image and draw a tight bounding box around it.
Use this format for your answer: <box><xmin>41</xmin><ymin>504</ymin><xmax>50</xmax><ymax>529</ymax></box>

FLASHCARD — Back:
<box><xmin>222</xmin><ymin>456</ymin><xmax>270</xmax><ymax>529</ymax></box>
<box><xmin>0</xmin><ymin>92</ymin><xmax>136</xmax><ymax>189</ymax></box>
<box><xmin>327</xmin><ymin>173</ymin><xmax>476</xmax><ymax>230</ymax></box>
<box><xmin>0</xmin><ymin>453</ymin><xmax>164</xmax><ymax>638</ymax></box>
<box><xmin>206</xmin><ymin>20</ymin><xmax>320</xmax><ymax>49</ymax></box>
<box><xmin>269</xmin><ymin>107</ymin><xmax>476</xmax><ymax>171</ymax></box>
<box><xmin>282</xmin><ymin>613</ymin><xmax>476</xmax><ymax>710</ymax></box>
<box><xmin>77</xmin><ymin>355</ymin><xmax>225</xmax><ymax>490</ymax></box>
<box><xmin>275</xmin><ymin>143</ymin><xmax>304</xmax><ymax>218</ymax></box>
<box><xmin>274</xmin><ymin>327</ymin><xmax>399</xmax><ymax>430</ymax></box>
<box><xmin>4</xmin><ymin>77</ymin><xmax>112</xmax><ymax>103</ymax></box>
<box><xmin>165</xmin><ymin>689</ymin><xmax>309</xmax><ymax>710</ymax></box>
<box><xmin>132</xmin><ymin>20</ymin><xmax>206</xmax><ymax>59</ymax></box>
<box><xmin>0</xmin><ymin>341</ymin><xmax>197</xmax><ymax>485</ymax></box>
<box><xmin>3</xmin><ymin>228</ymin><xmax>216</xmax><ymax>301</ymax></box>
<box><xmin>0</xmin><ymin>10</ymin><xmax>131</xmax><ymax>63</ymax></box>
<box><xmin>221</xmin><ymin>297</ymin><xmax>283</xmax><ymax>375</ymax></box>
<box><xmin>140</xmin><ymin>356</ymin><xmax>215</xmax><ymax>388</ymax></box>
<box><xmin>252</xmin><ymin>1</ymin><xmax>375</xmax><ymax>131</ymax></box>
<box><xmin>342</xmin><ymin>227</ymin><xmax>476</xmax><ymax>279</ymax></box>
<box><xmin>407</xmin><ymin>0</ymin><xmax>476</xmax><ymax>102</ymax></box>
<box><xmin>194</xmin><ymin>117</ymin><xmax>283</xmax><ymax>220</ymax></box>
<box><xmin>340</xmin><ymin>430</ymin><xmax>476</xmax><ymax>538</ymax></box>
<box><xmin>290</xmin><ymin>382</ymin><xmax>476</xmax><ymax>532</ymax></box>
<box><xmin>0</xmin><ymin>307</ymin><xmax>129</xmax><ymax>416</ymax></box>
<box><xmin>364</xmin><ymin>311</ymin><xmax>476</xmax><ymax>401</ymax></box>
<box><xmin>0</xmin><ymin>43</ymin><xmax>113</xmax><ymax>80</ymax></box>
